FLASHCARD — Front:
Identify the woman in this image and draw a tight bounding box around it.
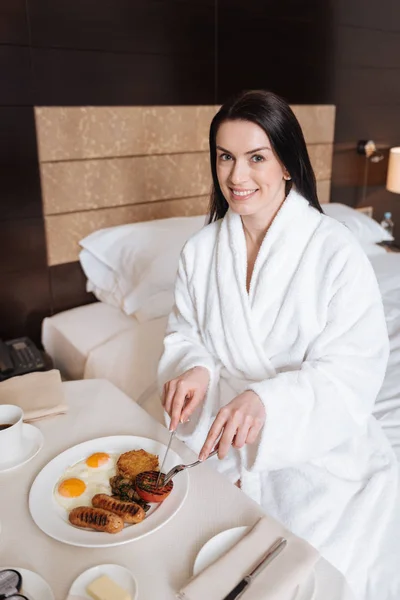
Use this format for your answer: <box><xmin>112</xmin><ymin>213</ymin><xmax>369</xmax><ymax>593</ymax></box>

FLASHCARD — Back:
<box><xmin>157</xmin><ymin>90</ymin><xmax>399</xmax><ymax>599</ymax></box>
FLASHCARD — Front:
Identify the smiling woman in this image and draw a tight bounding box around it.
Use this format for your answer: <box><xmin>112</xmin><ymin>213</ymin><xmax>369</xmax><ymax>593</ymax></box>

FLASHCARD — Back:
<box><xmin>158</xmin><ymin>90</ymin><xmax>400</xmax><ymax>600</ymax></box>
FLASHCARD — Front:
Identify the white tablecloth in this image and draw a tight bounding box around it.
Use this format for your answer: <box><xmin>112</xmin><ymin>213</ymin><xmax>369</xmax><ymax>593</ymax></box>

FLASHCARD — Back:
<box><xmin>0</xmin><ymin>379</ymin><xmax>355</xmax><ymax>600</ymax></box>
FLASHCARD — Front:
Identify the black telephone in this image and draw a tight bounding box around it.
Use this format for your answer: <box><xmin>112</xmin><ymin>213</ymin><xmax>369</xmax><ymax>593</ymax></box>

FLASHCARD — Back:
<box><xmin>0</xmin><ymin>337</ymin><xmax>46</xmax><ymax>381</ymax></box>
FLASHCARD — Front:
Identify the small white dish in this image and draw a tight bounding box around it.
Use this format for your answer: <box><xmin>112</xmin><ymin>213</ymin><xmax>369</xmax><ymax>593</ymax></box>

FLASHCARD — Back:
<box><xmin>193</xmin><ymin>526</ymin><xmax>316</xmax><ymax>600</ymax></box>
<box><xmin>1</xmin><ymin>567</ymin><xmax>54</xmax><ymax>600</ymax></box>
<box><xmin>68</xmin><ymin>564</ymin><xmax>138</xmax><ymax>599</ymax></box>
<box><xmin>0</xmin><ymin>424</ymin><xmax>43</xmax><ymax>473</ymax></box>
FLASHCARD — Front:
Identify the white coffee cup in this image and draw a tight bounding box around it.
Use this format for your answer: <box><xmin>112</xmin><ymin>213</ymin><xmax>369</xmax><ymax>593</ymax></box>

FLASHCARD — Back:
<box><xmin>0</xmin><ymin>404</ymin><xmax>24</xmax><ymax>464</ymax></box>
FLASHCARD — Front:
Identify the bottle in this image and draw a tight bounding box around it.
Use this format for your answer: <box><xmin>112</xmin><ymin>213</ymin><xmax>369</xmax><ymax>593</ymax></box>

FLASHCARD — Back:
<box><xmin>381</xmin><ymin>212</ymin><xmax>394</xmax><ymax>237</ymax></box>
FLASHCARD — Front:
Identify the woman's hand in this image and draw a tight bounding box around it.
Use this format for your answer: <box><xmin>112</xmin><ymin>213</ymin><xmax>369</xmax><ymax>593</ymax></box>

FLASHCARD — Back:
<box><xmin>199</xmin><ymin>390</ymin><xmax>265</xmax><ymax>461</ymax></box>
<box><xmin>162</xmin><ymin>366</ymin><xmax>210</xmax><ymax>431</ymax></box>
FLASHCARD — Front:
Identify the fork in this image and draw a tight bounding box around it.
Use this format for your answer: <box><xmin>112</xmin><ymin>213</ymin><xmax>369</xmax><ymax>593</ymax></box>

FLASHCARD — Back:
<box><xmin>162</xmin><ymin>449</ymin><xmax>219</xmax><ymax>486</ymax></box>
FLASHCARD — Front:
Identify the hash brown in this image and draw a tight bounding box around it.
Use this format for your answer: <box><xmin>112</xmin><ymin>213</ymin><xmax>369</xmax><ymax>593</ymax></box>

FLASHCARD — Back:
<box><xmin>117</xmin><ymin>449</ymin><xmax>159</xmax><ymax>479</ymax></box>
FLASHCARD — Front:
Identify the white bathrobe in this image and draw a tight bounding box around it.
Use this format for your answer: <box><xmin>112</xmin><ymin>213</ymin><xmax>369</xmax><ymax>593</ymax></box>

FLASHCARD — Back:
<box><xmin>158</xmin><ymin>190</ymin><xmax>400</xmax><ymax>600</ymax></box>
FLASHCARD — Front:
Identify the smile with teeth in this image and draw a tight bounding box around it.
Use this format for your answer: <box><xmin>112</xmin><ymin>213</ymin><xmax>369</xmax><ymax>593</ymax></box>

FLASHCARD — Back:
<box><xmin>231</xmin><ymin>188</ymin><xmax>258</xmax><ymax>197</ymax></box>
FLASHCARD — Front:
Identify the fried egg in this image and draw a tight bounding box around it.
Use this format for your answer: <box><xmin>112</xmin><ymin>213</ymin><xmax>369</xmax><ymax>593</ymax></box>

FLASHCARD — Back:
<box><xmin>54</xmin><ymin>452</ymin><xmax>118</xmax><ymax>512</ymax></box>
<box><xmin>86</xmin><ymin>452</ymin><xmax>113</xmax><ymax>470</ymax></box>
<box><xmin>55</xmin><ymin>477</ymin><xmax>92</xmax><ymax>510</ymax></box>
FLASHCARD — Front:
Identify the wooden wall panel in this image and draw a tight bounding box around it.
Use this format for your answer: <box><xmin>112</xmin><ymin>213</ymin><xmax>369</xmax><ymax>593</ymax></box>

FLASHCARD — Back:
<box><xmin>333</xmin><ymin>105</ymin><xmax>400</xmax><ymax>144</ymax></box>
<box><xmin>40</xmin><ymin>153</ymin><xmax>211</xmax><ymax>215</ymax></box>
<box><xmin>35</xmin><ymin>106</ymin><xmax>217</xmax><ymax>162</ymax></box>
<box><xmin>335</xmin><ymin>27</ymin><xmax>400</xmax><ymax>69</ymax></box>
<box><xmin>49</xmin><ymin>263</ymin><xmax>95</xmax><ymax>315</ymax></box>
<box><xmin>28</xmin><ymin>0</ymin><xmax>215</xmax><ymax>56</ymax></box>
<box><xmin>31</xmin><ymin>48</ymin><xmax>215</xmax><ymax>106</ymax></box>
<box><xmin>0</xmin><ymin>46</ymin><xmax>32</xmax><ymax>105</ymax></box>
<box><xmin>0</xmin><ymin>219</ymin><xmax>47</xmax><ymax>274</ymax></box>
<box><xmin>334</xmin><ymin>0</ymin><xmax>400</xmax><ymax>31</ymax></box>
<box><xmin>0</xmin><ymin>1</ymin><xmax>29</xmax><ymax>44</ymax></box>
<box><xmin>0</xmin><ymin>268</ymin><xmax>51</xmax><ymax>343</ymax></box>
<box><xmin>0</xmin><ymin>108</ymin><xmax>43</xmax><ymax>220</ymax></box>
<box><xmin>217</xmin><ymin>0</ymin><xmax>334</xmax><ymax>104</ymax></box>
<box><xmin>331</xmin><ymin>0</ymin><xmax>400</xmax><ymax>237</ymax></box>
<box><xmin>335</xmin><ymin>68</ymin><xmax>400</xmax><ymax>106</ymax></box>
<box><xmin>0</xmin><ymin>1</ymin><xmax>49</xmax><ymax>344</ymax></box>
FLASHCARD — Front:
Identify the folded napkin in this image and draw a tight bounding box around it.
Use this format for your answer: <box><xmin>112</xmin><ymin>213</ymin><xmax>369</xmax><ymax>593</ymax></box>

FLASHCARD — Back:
<box><xmin>178</xmin><ymin>516</ymin><xmax>319</xmax><ymax>600</ymax></box>
<box><xmin>0</xmin><ymin>369</ymin><xmax>68</xmax><ymax>422</ymax></box>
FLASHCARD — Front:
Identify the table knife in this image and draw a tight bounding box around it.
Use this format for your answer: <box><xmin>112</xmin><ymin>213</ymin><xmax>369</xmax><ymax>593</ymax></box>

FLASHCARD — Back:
<box><xmin>222</xmin><ymin>537</ymin><xmax>287</xmax><ymax>600</ymax></box>
<box><xmin>156</xmin><ymin>429</ymin><xmax>176</xmax><ymax>488</ymax></box>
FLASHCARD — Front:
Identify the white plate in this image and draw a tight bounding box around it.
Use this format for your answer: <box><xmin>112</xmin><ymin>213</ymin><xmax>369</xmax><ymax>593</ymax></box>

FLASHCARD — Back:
<box><xmin>2</xmin><ymin>567</ymin><xmax>54</xmax><ymax>600</ymax></box>
<box><xmin>193</xmin><ymin>526</ymin><xmax>316</xmax><ymax>600</ymax></box>
<box><xmin>29</xmin><ymin>435</ymin><xmax>189</xmax><ymax>547</ymax></box>
<box><xmin>68</xmin><ymin>564</ymin><xmax>138</xmax><ymax>599</ymax></box>
<box><xmin>0</xmin><ymin>424</ymin><xmax>44</xmax><ymax>474</ymax></box>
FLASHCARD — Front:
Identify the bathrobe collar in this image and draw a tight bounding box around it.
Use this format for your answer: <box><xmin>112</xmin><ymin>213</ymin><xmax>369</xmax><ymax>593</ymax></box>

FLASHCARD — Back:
<box><xmin>214</xmin><ymin>189</ymin><xmax>320</xmax><ymax>381</ymax></box>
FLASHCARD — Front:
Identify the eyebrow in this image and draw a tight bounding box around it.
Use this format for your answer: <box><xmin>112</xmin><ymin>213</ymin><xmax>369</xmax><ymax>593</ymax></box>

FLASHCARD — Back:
<box><xmin>216</xmin><ymin>145</ymin><xmax>271</xmax><ymax>155</ymax></box>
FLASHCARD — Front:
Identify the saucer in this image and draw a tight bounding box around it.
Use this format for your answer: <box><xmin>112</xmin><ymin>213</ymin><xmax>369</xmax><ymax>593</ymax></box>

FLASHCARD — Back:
<box><xmin>0</xmin><ymin>424</ymin><xmax>44</xmax><ymax>473</ymax></box>
<box><xmin>193</xmin><ymin>526</ymin><xmax>316</xmax><ymax>600</ymax></box>
<box><xmin>1</xmin><ymin>567</ymin><xmax>54</xmax><ymax>600</ymax></box>
<box><xmin>68</xmin><ymin>564</ymin><xmax>138</xmax><ymax>599</ymax></box>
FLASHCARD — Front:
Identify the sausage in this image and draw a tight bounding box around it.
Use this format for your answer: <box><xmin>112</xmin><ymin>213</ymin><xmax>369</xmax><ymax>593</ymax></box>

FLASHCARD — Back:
<box><xmin>91</xmin><ymin>493</ymin><xmax>146</xmax><ymax>524</ymax></box>
<box><xmin>68</xmin><ymin>506</ymin><xmax>124</xmax><ymax>533</ymax></box>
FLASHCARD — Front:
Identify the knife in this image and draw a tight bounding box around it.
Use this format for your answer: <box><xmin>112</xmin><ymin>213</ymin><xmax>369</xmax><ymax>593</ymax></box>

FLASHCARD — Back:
<box><xmin>222</xmin><ymin>537</ymin><xmax>287</xmax><ymax>600</ymax></box>
<box><xmin>156</xmin><ymin>429</ymin><xmax>176</xmax><ymax>488</ymax></box>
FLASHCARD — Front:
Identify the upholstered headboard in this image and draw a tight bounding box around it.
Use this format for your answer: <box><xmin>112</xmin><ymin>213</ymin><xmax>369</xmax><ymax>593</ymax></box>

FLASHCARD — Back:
<box><xmin>35</xmin><ymin>105</ymin><xmax>335</xmax><ymax>268</ymax></box>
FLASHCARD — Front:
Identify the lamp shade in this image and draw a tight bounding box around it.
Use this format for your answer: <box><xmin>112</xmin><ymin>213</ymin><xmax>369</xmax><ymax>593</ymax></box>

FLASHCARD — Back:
<box><xmin>386</xmin><ymin>147</ymin><xmax>400</xmax><ymax>194</ymax></box>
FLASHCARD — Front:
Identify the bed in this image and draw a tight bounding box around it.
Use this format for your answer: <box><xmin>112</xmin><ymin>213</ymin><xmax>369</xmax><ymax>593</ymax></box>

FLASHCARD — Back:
<box><xmin>42</xmin><ymin>303</ymin><xmax>168</xmax><ymax>422</ymax></box>
<box><xmin>367</xmin><ymin>252</ymin><xmax>400</xmax><ymax>458</ymax></box>
<box><xmin>41</xmin><ymin>203</ymin><xmax>400</xmax><ymax>459</ymax></box>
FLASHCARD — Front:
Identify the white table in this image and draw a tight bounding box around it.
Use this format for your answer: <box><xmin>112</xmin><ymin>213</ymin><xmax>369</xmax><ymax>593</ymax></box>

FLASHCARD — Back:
<box><xmin>0</xmin><ymin>380</ymin><xmax>355</xmax><ymax>600</ymax></box>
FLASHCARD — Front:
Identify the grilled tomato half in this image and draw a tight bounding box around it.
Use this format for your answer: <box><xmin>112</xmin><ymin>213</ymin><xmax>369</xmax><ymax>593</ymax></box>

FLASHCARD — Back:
<box><xmin>135</xmin><ymin>470</ymin><xmax>173</xmax><ymax>503</ymax></box>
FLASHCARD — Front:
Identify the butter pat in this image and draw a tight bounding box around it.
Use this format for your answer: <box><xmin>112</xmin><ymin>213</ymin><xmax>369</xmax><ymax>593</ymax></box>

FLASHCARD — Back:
<box><xmin>86</xmin><ymin>575</ymin><xmax>131</xmax><ymax>600</ymax></box>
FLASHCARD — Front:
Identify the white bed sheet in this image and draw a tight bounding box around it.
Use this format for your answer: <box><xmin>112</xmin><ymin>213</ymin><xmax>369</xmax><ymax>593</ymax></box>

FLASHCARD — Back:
<box><xmin>369</xmin><ymin>253</ymin><xmax>400</xmax><ymax>459</ymax></box>
<box><xmin>42</xmin><ymin>303</ymin><xmax>168</xmax><ymax>414</ymax></box>
<box><xmin>42</xmin><ymin>303</ymin><xmax>136</xmax><ymax>379</ymax></box>
<box><xmin>84</xmin><ymin>315</ymin><xmax>168</xmax><ymax>411</ymax></box>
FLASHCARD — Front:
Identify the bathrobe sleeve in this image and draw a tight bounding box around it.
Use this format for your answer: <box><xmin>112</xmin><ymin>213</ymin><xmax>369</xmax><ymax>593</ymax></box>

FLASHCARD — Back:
<box><xmin>158</xmin><ymin>243</ymin><xmax>242</xmax><ymax>482</ymax></box>
<box><xmin>244</xmin><ymin>245</ymin><xmax>390</xmax><ymax>473</ymax></box>
<box><xmin>157</xmin><ymin>249</ymin><xmax>218</xmax><ymax>389</ymax></box>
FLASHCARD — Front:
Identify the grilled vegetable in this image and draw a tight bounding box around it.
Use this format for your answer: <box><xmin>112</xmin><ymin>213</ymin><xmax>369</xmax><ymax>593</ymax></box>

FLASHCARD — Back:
<box><xmin>110</xmin><ymin>474</ymin><xmax>151</xmax><ymax>512</ymax></box>
<box><xmin>135</xmin><ymin>470</ymin><xmax>173</xmax><ymax>503</ymax></box>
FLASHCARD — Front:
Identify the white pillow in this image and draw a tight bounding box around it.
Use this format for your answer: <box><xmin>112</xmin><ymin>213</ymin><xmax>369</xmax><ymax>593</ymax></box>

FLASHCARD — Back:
<box><xmin>134</xmin><ymin>290</ymin><xmax>175</xmax><ymax>322</ymax></box>
<box><xmin>80</xmin><ymin>249</ymin><xmax>125</xmax><ymax>309</ymax></box>
<box><xmin>322</xmin><ymin>203</ymin><xmax>393</xmax><ymax>244</ymax></box>
<box><xmin>79</xmin><ymin>215</ymin><xmax>206</xmax><ymax>315</ymax></box>
<box><xmin>360</xmin><ymin>243</ymin><xmax>387</xmax><ymax>257</ymax></box>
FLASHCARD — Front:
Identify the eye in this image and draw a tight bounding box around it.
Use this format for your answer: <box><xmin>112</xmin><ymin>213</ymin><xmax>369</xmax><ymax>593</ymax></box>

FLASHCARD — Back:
<box><xmin>251</xmin><ymin>154</ymin><xmax>265</xmax><ymax>163</ymax></box>
<box><xmin>218</xmin><ymin>153</ymin><xmax>232</xmax><ymax>161</ymax></box>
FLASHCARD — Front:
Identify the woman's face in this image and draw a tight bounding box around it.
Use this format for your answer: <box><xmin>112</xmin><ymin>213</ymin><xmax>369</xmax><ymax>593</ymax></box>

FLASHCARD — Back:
<box><xmin>215</xmin><ymin>119</ymin><xmax>289</xmax><ymax>219</ymax></box>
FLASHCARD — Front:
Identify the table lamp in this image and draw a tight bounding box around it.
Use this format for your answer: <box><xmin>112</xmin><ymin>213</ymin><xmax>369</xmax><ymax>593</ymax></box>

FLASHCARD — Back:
<box><xmin>386</xmin><ymin>147</ymin><xmax>400</xmax><ymax>194</ymax></box>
